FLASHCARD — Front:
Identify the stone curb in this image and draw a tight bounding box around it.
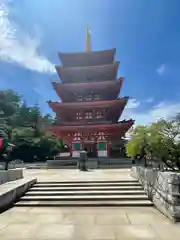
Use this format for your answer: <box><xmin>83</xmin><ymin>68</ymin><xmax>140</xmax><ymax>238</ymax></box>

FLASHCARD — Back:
<box><xmin>0</xmin><ymin>177</ymin><xmax>37</xmax><ymax>212</ymax></box>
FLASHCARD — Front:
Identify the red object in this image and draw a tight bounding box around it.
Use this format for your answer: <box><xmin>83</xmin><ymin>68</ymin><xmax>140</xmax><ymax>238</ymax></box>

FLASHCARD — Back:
<box><xmin>55</xmin><ymin>62</ymin><xmax>119</xmax><ymax>84</ymax></box>
<box><xmin>46</xmin><ymin>45</ymin><xmax>135</xmax><ymax>155</ymax></box>
<box><xmin>0</xmin><ymin>138</ymin><xmax>3</xmax><ymax>150</ymax></box>
<box><xmin>52</xmin><ymin>78</ymin><xmax>124</xmax><ymax>102</ymax></box>
<box><xmin>48</xmin><ymin>98</ymin><xmax>128</xmax><ymax>111</ymax></box>
<box><xmin>58</xmin><ymin>48</ymin><xmax>116</xmax><ymax>67</ymax></box>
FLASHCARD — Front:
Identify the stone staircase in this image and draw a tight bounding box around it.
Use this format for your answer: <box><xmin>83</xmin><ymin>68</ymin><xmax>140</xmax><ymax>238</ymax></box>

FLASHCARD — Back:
<box><xmin>15</xmin><ymin>180</ymin><xmax>153</xmax><ymax>207</ymax></box>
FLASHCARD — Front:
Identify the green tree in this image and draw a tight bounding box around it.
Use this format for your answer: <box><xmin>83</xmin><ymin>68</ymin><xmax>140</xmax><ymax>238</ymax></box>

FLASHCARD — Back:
<box><xmin>0</xmin><ymin>91</ymin><xmax>16</xmax><ymax>120</ymax></box>
<box><xmin>126</xmin><ymin>126</ymin><xmax>150</xmax><ymax>158</ymax></box>
<box><xmin>148</xmin><ymin>120</ymin><xmax>180</xmax><ymax>170</ymax></box>
<box><xmin>110</xmin><ymin>138</ymin><xmax>128</xmax><ymax>157</ymax></box>
<box><xmin>126</xmin><ymin>118</ymin><xmax>180</xmax><ymax>171</ymax></box>
<box><xmin>0</xmin><ymin>89</ymin><xmax>63</xmax><ymax>164</ymax></box>
<box><xmin>0</xmin><ymin>90</ymin><xmax>19</xmax><ymax>169</ymax></box>
<box><xmin>11</xmin><ymin>132</ymin><xmax>63</xmax><ymax>162</ymax></box>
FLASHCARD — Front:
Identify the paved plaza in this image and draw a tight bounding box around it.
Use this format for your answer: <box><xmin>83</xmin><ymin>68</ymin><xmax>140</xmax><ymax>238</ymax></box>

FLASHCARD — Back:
<box><xmin>23</xmin><ymin>168</ymin><xmax>135</xmax><ymax>182</ymax></box>
<box><xmin>0</xmin><ymin>169</ymin><xmax>180</xmax><ymax>239</ymax></box>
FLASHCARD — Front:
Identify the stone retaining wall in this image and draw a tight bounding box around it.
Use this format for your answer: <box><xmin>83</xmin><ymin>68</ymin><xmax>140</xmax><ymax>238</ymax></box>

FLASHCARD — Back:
<box><xmin>0</xmin><ymin>169</ymin><xmax>23</xmax><ymax>185</ymax></box>
<box><xmin>131</xmin><ymin>166</ymin><xmax>180</xmax><ymax>223</ymax></box>
<box><xmin>46</xmin><ymin>159</ymin><xmax>77</xmax><ymax>169</ymax></box>
<box><xmin>46</xmin><ymin>158</ymin><xmax>132</xmax><ymax>169</ymax></box>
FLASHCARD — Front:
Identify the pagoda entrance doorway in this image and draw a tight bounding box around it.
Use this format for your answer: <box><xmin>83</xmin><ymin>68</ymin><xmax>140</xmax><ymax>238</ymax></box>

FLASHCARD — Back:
<box><xmin>84</xmin><ymin>142</ymin><xmax>97</xmax><ymax>158</ymax></box>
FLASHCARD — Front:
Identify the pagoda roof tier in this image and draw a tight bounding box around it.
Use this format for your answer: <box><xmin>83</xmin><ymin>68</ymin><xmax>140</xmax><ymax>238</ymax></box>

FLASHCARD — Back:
<box><xmin>48</xmin><ymin>119</ymin><xmax>134</xmax><ymax>140</ymax></box>
<box><xmin>52</xmin><ymin>78</ymin><xmax>124</xmax><ymax>102</ymax></box>
<box><xmin>47</xmin><ymin>97</ymin><xmax>128</xmax><ymax>113</ymax></box>
<box><xmin>55</xmin><ymin>62</ymin><xmax>119</xmax><ymax>84</ymax></box>
<box><xmin>58</xmin><ymin>48</ymin><xmax>116</xmax><ymax>67</ymax></box>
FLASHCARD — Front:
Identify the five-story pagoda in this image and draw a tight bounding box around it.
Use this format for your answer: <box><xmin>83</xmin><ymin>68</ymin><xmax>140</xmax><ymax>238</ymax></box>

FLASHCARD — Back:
<box><xmin>47</xmin><ymin>28</ymin><xmax>134</xmax><ymax>157</ymax></box>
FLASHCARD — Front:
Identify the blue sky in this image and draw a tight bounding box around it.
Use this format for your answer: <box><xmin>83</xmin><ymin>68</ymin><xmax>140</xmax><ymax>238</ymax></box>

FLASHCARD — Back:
<box><xmin>0</xmin><ymin>0</ymin><xmax>180</xmax><ymax>125</ymax></box>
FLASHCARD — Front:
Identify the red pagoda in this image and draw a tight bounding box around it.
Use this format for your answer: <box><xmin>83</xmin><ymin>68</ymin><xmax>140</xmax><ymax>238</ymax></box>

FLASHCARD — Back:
<box><xmin>47</xmin><ymin>28</ymin><xmax>134</xmax><ymax>158</ymax></box>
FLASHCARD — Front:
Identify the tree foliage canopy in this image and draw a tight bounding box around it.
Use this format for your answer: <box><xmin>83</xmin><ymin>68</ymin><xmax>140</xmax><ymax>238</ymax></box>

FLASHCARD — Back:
<box><xmin>0</xmin><ymin>89</ymin><xmax>62</xmax><ymax>162</ymax></box>
<box><xmin>126</xmin><ymin>117</ymin><xmax>180</xmax><ymax>171</ymax></box>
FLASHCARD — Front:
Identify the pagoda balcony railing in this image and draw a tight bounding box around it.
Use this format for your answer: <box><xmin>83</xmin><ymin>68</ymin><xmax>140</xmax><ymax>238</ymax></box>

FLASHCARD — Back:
<box><xmin>60</xmin><ymin>94</ymin><xmax>120</xmax><ymax>103</ymax></box>
<box><xmin>53</xmin><ymin>120</ymin><xmax>112</xmax><ymax>126</ymax></box>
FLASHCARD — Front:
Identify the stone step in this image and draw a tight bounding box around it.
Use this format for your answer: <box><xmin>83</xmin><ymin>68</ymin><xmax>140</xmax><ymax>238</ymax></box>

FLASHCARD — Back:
<box><xmin>37</xmin><ymin>180</ymin><xmax>138</xmax><ymax>184</ymax></box>
<box><xmin>33</xmin><ymin>182</ymin><xmax>141</xmax><ymax>187</ymax></box>
<box><xmin>30</xmin><ymin>186</ymin><xmax>144</xmax><ymax>191</ymax></box>
<box><xmin>26</xmin><ymin>190</ymin><xmax>145</xmax><ymax>196</ymax></box>
<box><xmin>15</xmin><ymin>200</ymin><xmax>153</xmax><ymax>207</ymax></box>
<box><xmin>14</xmin><ymin>178</ymin><xmax>153</xmax><ymax>208</ymax></box>
<box><xmin>20</xmin><ymin>194</ymin><xmax>148</xmax><ymax>201</ymax></box>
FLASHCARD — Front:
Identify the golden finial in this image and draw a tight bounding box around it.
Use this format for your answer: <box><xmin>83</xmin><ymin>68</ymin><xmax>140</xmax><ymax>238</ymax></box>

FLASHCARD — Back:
<box><xmin>85</xmin><ymin>26</ymin><xmax>91</xmax><ymax>52</ymax></box>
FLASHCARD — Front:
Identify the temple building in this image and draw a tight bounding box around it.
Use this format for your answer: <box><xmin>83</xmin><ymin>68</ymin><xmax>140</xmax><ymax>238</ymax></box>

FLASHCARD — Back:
<box><xmin>47</xmin><ymin>28</ymin><xmax>134</xmax><ymax>157</ymax></box>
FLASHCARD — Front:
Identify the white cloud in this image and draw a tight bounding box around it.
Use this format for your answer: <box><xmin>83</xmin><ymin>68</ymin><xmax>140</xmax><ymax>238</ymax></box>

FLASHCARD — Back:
<box><xmin>156</xmin><ymin>64</ymin><xmax>165</xmax><ymax>75</ymax></box>
<box><xmin>126</xmin><ymin>98</ymin><xmax>140</xmax><ymax>109</ymax></box>
<box><xmin>122</xmin><ymin>100</ymin><xmax>180</xmax><ymax>126</ymax></box>
<box><xmin>0</xmin><ymin>2</ymin><xmax>55</xmax><ymax>73</ymax></box>
<box><xmin>33</xmin><ymin>86</ymin><xmax>49</xmax><ymax>98</ymax></box>
<box><xmin>145</xmin><ymin>97</ymin><xmax>154</xmax><ymax>103</ymax></box>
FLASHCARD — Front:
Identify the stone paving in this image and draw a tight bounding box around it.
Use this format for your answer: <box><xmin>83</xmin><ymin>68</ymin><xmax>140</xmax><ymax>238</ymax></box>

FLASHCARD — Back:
<box><xmin>23</xmin><ymin>168</ymin><xmax>134</xmax><ymax>182</ymax></box>
<box><xmin>0</xmin><ymin>169</ymin><xmax>180</xmax><ymax>239</ymax></box>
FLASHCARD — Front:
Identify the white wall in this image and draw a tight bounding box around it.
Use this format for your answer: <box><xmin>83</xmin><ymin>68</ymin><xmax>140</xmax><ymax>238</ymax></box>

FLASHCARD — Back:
<box><xmin>98</xmin><ymin>150</ymin><xmax>108</xmax><ymax>157</ymax></box>
<box><xmin>72</xmin><ymin>151</ymin><xmax>81</xmax><ymax>158</ymax></box>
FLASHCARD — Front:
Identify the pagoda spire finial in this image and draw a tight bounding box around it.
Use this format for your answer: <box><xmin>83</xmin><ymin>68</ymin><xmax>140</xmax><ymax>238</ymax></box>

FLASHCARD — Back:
<box><xmin>85</xmin><ymin>26</ymin><xmax>91</xmax><ymax>52</ymax></box>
